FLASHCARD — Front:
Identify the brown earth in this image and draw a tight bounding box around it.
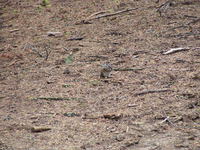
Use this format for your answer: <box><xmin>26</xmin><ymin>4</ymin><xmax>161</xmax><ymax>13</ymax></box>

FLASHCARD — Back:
<box><xmin>0</xmin><ymin>0</ymin><xmax>200</xmax><ymax>150</ymax></box>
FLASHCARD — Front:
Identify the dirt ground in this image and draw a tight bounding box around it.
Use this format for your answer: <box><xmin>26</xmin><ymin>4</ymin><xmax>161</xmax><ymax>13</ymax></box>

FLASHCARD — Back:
<box><xmin>0</xmin><ymin>0</ymin><xmax>200</xmax><ymax>149</ymax></box>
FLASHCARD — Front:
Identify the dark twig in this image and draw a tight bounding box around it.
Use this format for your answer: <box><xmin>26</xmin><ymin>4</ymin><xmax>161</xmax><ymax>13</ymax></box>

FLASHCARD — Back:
<box><xmin>114</xmin><ymin>68</ymin><xmax>144</xmax><ymax>71</ymax></box>
<box><xmin>165</xmin><ymin>17</ymin><xmax>200</xmax><ymax>33</ymax></box>
<box><xmin>32</xmin><ymin>97</ymin><xmax>80</xmax><ymax>101</ymax></box>
<box><xmin>188</xmin><ymin>17</ymin><xmax>200</xmax><ymax>25</ymax></box>
<box><xmin>44</xmin><ymin>44</ymin><xmax>51</xmax><ymax>61</ymax></box>
<box><xmin>66</xmin><ymin>37</ymin><xmax>84</xmax><ymax>41</ymax></box>
<box><xmin>156</xmin><ymin>0</ymin><xmax>172</xmax><ymax>16</ymax></box>
<box><xmin>134</xmin><ymin>88</ymin><xmax>171</xmax><ymax>96</ymax></box>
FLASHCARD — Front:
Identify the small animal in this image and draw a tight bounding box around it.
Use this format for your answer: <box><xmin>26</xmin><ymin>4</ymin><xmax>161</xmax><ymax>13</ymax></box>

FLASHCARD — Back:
<box><xmin>100</xmin><ymin>63</ymin><xmax>113</xmax><ymax>78</ymax></box>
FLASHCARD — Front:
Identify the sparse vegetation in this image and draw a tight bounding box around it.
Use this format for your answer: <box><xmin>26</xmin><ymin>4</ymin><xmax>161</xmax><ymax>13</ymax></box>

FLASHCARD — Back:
<box><xmin>41</xmin><ymin>0</ymin><xmax>50</xmax><ymax>7</ymax></box>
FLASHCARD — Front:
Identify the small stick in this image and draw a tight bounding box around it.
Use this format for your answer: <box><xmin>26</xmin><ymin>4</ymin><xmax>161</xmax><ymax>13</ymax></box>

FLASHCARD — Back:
<box><xmin>160</xmin><ymin>116</ymin><xmax>175</xmax><ymax>126</ymax></box>
<box><xmin>134</xmin><ymin>88</ymin><xmax>171</xmax><ymax>96</ymax></box>
<box><xmin>165</xmin><ymin>17</ymin><xmax>200</xmax><ymax>33</ymax></box>
<box><xmin>31</xmin><ymin>126</ymin><xmax>51</xmax><ymax>133</ymax></box>
<box><xmin>191</xmin><ymin>47</ymin><xmax>200</xmax><ymax>50</ymax></box>
<box><xmin>127</xmin><ymin>104</ymin><xmax>138</xmax><ymax>107</ymax></box>
<box><xmin>187</xmin><ymin>17</ymin><xmax>200</xmax><ymax>25</ymax></box>
<box><xmin>156</xmin><ymin>0</ymin><xmax>171</xmax><ymax>16</ymax></box>
<box><xmin>113</xmin><ymin>68</ymin><xmax>144</xmax><ymax>71</ymax></box>
<box><xmin>32</xmin><ymin>97</ymin><xmax>79</xmax><ymax>101</ymax></box>
<box><xmin>84</xmin><ymin>7</ymin><xmax>138</xmax><ymax>22</ymax></box>
<box><xmin>44</xmin><ymin>45</ymin><xmax>51</xmax><ymax>61</ymax></box>
<box><xmin>86</xmin><ymin>10</ymin><xmax>108</xmax><ymax>20</ymax></box>
<box><xmin>163</xmin><ymin>47</ymin><xmax>190</xmax><ymax>55</ymax></box>
<box><xmin>66</xmin><ymin>37</ymin><xmax>84</xmax><ymax>41</ymax></box>
<box><xmin>10</xmin><ymin>29</ymin><xmax>19</xmax><ymax>33</ymax></box>
<box><xmin>126</xmin><ymin>126</ymin><xmax>129</xmax><ymax>132</ymax></box>
<box><xmin>82</xmin><ymin>116</ymin><xmax>100</xmax><ymax>119</ymax></box>
<box><xmin>160</xmin><ymin>116</ymin><xmax>170</xmax><ymax>124</ymax></box>
<box><xmin>47</xmin><ymin>31</ymin><xmax>63</xmax><ymax>37</ymax></box>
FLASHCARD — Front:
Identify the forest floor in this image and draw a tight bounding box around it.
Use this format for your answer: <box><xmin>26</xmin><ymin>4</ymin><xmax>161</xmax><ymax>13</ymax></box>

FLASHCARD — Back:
<box><xmin>0</xmin><ymin>0</ymin><xmax>200</xmax><ymax>149</ymax></box>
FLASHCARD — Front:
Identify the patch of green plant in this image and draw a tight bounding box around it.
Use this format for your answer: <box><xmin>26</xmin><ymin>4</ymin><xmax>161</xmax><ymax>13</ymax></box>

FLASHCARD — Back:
<box><xmin>65</xmin><ymin>54</ymin><xmax>74</xmax><ymax>64</ymax></box>
<box><xmin>62</xmin><ymin>84</ymin><xmax>72</xmax><ymax>88</ymax></box>
<box><xmin>41</xmin><ymin>0</ymin><xmax>51</xmax><ymax>7</ymax></box>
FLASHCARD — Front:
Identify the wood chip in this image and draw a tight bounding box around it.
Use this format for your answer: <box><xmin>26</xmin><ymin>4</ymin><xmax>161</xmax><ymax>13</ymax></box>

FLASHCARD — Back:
<box><xmin>31</xmin><ymin>126</ymin><xmax>51</xmax><ymax>133</ymax></box>
<box><xmin>163</xmin><ymin>47</ymin><xmax>190</xmax><ymax>55</ymax></box>
<box><xmin>47</xmin><ymin>32</ymin><xmax>63</xmax><ymax>37</ymax></box>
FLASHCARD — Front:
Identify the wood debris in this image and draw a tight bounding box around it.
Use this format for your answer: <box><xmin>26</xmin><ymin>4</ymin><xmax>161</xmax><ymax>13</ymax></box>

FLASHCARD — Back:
<box><xmin>78</xmin><ymin>7</ymin><xmax>138</xmax><ymax>24</ymax></box>
<box><xmin>47</xmin><ymin>31</ymin><xmax>63</xmax><ymax>37</ymax></box>
<box><xmin>31</xmin><ymin>126</ymin><xmax>51</xmax><ymax>133</ymax></box>
<box><xmin>163</xmin><ymin>47</ymin><xmax>190</xmax><ymax>55</ymax></box>
<box><xmin>103</xmin><ymin>113</ymin><xmax>123</xmax><ymax>120</ymax></box>
<box><xmin>134</xmin><ymin>88</ymin><xmax>171</xmax><ymax>96</ymax></box>
<box><xmin>82</xmin><ymin>113</ymin><xmax>123</xmax><ymax>120</ymax></box>
<box><xmin>113</xmin><ymin>68</ymin><xmax>144</xmax><ymax>71</ymax></box>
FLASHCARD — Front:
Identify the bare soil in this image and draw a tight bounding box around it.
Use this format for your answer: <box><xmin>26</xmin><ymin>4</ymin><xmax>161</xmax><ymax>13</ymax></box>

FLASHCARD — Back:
<box><xmin>0</xmin><ymin>0</ymin><xmax>200</xmax><ymax>150</ymax></box>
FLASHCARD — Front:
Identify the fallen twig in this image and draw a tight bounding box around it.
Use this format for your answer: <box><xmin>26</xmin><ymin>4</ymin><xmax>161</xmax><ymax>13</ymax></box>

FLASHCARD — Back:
<box><xmin>47</xmin><ymin>31</ymin><xmax>63</xmax><ymax>37</ymax></box>
<box><xmin>103</xmin><ymin>113</ymin><xmax>123</xmax><ymax>120</ymax></box>
<box><xmin>66</xmin><ymin>37</ymin><xmax>84</xmax><ymax>41</ymax></box>
<box><xmin>160</xmin><ymin>116</ymin><xmax>170</xmax><ymax>124</ymax></box>
<box><xmin>32</xmin><ymin>97</ymin><xmax>80</xmax><ymax>101</ymax></box>
<box><xmin>82</xmin><ymin>113</ymin><xmax>123</xmax><ymax>120</ymax></box>
<box><xmin>31</xmin><ymin>126</ymin><xmax>51</xmax><ymax>133</ymax></box>
<box><xmin>82</xmin><ymin>7</ymin><xmax>138</xmax><ymax>23</ymax></box>
<box><xmin>159</xmin><ymin>111</ymin><xmax>176</xmax><ymax>126</ymax></box>
<box><xmin>9</xmin><ymin>29</ymin><xmax>19</xmax><ymax>33</ymax></box>
<box><xmin>114</xmin><ymin>68</ymin><xmax>144</xmax><ymax>71</ymax></box>
<box><xmin>86</xmin><ymin>10</ymin><xmax>108</xmax><ymax>20</ymax></box>
<box><xmin>134</xmin><ymin>88</ymin><xmax>171</xmax><ymax>96</ymax></box>
<box><xmin>165</xmin><ymin>17</ymin><xmax>200</xmax><ymax>33</ymax></box>
<box><xmin>82</xmin><ymin>114</ymin><xmax>101</xmax><ymax>119</ymax></box>
<box><xmin>163</xmin><ymin>47</ymin><xmax>190</xmax><ymax>55</ymax></box>
<box><xmin>127</xmin><ymin>104</ymin><xmax>138</xmax><ymax>107</ymax></box>
<box><xmin>44</xmin><ymin>44</ymin><xmax>51</xmax><ymax>61</ymax></box>
<box><xmin>156</xmin><ymin>0</ymin><xmax>172</xmax><ymax>16</ymax></box>
<box><xmin>188</xmin><ymin>17</ymin><xmax>200</xmax><ymax>25</ymax></box>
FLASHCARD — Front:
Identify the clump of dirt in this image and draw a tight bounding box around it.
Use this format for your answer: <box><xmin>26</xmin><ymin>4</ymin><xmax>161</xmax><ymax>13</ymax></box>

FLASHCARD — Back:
<box><xmin>0</xmin><ymin>0</ymin><xmax>200</xmax><ymax>149</ymax></box>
